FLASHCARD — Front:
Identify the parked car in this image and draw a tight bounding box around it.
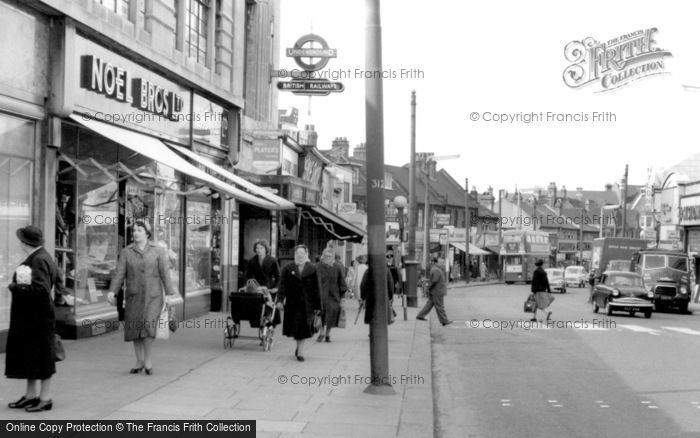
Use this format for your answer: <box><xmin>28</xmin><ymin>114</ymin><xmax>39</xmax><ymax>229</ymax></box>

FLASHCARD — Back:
<box><xmin>591</xmin><ymin>271</ymin><xmax>653</xmax><ymax>318</ymax></box>
<box><xmin>544</xmin><ymin>268</ymin><xmax>566</xmax><ymax>293</ymax></box>
<box><xmin>564</xmin><ymin>266</ymin><xmax>587</xmax><ymax>288</ymax></box>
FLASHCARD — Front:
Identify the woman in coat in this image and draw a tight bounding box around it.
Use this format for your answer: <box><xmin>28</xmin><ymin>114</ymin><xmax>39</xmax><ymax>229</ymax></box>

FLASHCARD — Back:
<box><xmin>107</xmin><ymin>221</ymin><xmax>177</xmax><ymax>375</ymax></box>
<box><xmin>316</xmin><ymin>248</ymin><xmax>347</xmax><ymax>342</ymax></box>
<box><xmin>531</xmin><ymin>259</ymin><xmax>554</xmax><ymax>322</ymax></box>
<box><xmin>275</xmin><ymin>245</ymin><xmax>321</xmax><ymax>362</ymax></box>
<box><xmin>353</xmin><ymin>255</ymin><xmax>368</xmax><ymax>304</ymax></box>
<box><xmin>360</xmin><ymin>262</ymin><xmax>395</xmax><ymax>325</ymax></box>
<box><xmin>6</xmin><ymin>226</ymin><xmax>59</xmax><ymax>412</ymax></box>
<box><xmin>245</xmin><ymin>240</ymin><xmax>281</xmax><ymax>289</ymax></box>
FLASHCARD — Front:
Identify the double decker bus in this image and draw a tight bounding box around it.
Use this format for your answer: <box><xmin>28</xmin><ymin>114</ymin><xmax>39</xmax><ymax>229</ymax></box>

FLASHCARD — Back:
<box><xmin>502</xmin><ymin>230</ymin><xmax>551</xmax><ymax>284</ymax></box>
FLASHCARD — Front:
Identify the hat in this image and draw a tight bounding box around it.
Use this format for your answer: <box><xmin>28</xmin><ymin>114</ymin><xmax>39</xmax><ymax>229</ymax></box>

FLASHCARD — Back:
<box><xmin>16</xmin><ymin>225</ymin><xmax>44</xmax><ymax>247</ymax></box>
<box><xmin>534</xmin><ymin>259</ymin><xmax>544</xmax><ymax>267</ymax></box>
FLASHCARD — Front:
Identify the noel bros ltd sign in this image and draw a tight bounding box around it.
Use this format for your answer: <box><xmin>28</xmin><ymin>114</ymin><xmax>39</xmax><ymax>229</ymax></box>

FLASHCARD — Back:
<box><xmin>80</xmin><ymin>55</ymin><xmax>184</xmax><ymax>121</ymax></box>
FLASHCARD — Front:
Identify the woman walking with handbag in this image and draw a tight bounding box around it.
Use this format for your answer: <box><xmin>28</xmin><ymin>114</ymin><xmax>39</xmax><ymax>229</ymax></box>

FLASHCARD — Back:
<box><xmin>6</xmin><ymin>226</ymin><xmax>59</xmax><ymax>412</ymax></box>
<box><xmin>316</xmin><ymin>248</ymin><xmax>347</xmax><ymax>342</ymax></box>
<box><xmin>107</xmin><ymin>221</ymin><xmax>178</xmax><ymax>375</ymax></box>
<box><xmin>530</xmin><ymin>259</ymin><xmax>554</xmax><ymax>322</ymax></box>
<box><xmin>276</xmin><ymin>245</ymin><xmax>322</xmax><ymax>361</ymax></box>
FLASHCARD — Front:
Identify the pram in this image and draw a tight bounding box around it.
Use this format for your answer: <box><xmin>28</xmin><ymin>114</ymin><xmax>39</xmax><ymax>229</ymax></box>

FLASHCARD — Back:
<box><xmin>224</xmin><ymin>280</ymin><xmax>279</xmax><ymax>351</ymax></box>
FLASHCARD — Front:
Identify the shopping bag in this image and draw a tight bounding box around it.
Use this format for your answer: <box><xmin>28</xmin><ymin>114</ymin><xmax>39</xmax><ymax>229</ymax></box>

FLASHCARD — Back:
<box><xmin>156</xmin><ymin>304</ymin><xmax>170</xmax><ymax>340</ymax></box>
<box><xmin>54</xmin><ymin>334</ymin><xmax>66</xmax><ymax>362</ymax></box>
<box><xmin>338</xmin><ymin>307</ymin><xmax>346</xmax><ymax>328</ymax></box>
<box><xmin>523</xmin><ymin>294</ymin><xmax>536</xmax><ymax>313</ymax></box>
<box><xmin>312</xmin><ymin>311</ymin><xmax>323</xmax><ymax>334</ymax></box>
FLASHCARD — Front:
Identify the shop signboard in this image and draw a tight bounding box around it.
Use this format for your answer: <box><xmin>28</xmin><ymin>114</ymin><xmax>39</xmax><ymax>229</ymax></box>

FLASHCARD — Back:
<box><xmin>680</xmin><ymin>194</ymin><xmax>700</xmax><ymax>226</ymax></box>
<box><xmin>252</xmin><ymin>138</ymin><xmax>281</xmax><ymax>174</ymax></box>
<box><xmin>436</xmin><ymin>213</ymin><xmax>451</xmax><ymax>226</ymax></box>
<box><xmin>72</xmin><ymin>35</ymin><xmax>192</xmax><ymax>144</ymax></box>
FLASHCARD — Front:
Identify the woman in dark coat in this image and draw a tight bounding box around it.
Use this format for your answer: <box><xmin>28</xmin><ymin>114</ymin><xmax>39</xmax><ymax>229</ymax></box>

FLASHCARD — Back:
<box><xmin>275</xmin><ymin>245</ymin><xmax>321</xmax><ymax>362</ymax></box>
<box><xmin>107</xmin><ymin>221</ymin><xmax>177</xmax><ymax>375</ymax></box>
<box><xmin>316</xmin><ymin>248</ymin><xmax>347</xmax><ymax>342</ymax></box>
<box><xmin>245</xmin><ymin>240</ymin><xmax>281</xmax><ymax>289</ymax></box>
<box><xmin>6</xmin><ymin>226</ymin><xmax>58</xmax><ymax>412</ymax></box>
<box><xmin>245</xmin><ymin>240</ymin><xmax>282</xmax><ymax>327</ymax></box>
<box><xmin>531</xmin><ymin>259</ymin><xmax>554</xmax><ymax>322</ymax></box>
<box><xmin>360</xmin><ymin>263</ymin><xmax>395</xmax><ymax>325</ymax></box>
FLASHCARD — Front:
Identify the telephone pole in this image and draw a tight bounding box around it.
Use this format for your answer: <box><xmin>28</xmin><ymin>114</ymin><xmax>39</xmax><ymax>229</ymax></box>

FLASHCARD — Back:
<box><xmin>405</xmin><ymin>91</ymin><xmax>418</xmax><ymax>308</ymax></box>
<box><xmin>465</xmin><ymin>178</ymin><xmax>470</xmax><ymax>283</ymax></box>
<box><xmin>622</xmin><ymin>164</ymin><xmax>629</xmax><ymax>237</ymax></box>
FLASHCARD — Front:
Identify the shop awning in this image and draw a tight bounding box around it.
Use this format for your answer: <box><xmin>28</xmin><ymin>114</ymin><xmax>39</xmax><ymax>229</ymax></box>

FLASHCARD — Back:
<box><xmin>69</xmin><ymin>115</ymin><xmax>279</xmax><ymax>210</ymax></box>
<box><xmin>299</xmin><ymin>205</ymin><xmax>366</xmax><ymax>243</ymax></box>
<box><xmin>449</xmin><ymin>242</ymin><xmax>490</xmax><ymax>256</ymax></box>
<box><xmin>167</xmin><ymin>143</ymin><xmax>295</xmax><ymax>210</ymax></box>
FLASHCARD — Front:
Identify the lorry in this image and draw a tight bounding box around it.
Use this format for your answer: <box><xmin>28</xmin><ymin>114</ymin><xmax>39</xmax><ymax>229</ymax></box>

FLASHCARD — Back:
<box><xmin>591</xmin><ymin>238</ymin><xmax>648</xmax><ymax>278</ymax></box>
<box><xmin>631</xmin><ymin>249</ymin><xmax>691</xmax><ymax>314</ymax></box>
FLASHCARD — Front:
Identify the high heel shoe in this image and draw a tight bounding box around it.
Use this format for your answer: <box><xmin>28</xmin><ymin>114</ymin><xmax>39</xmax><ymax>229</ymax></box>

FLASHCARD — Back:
<box><xmin>8</xmin><ymin>396</ymin><xmax>39</xmax><ymax>409</ymax></box>
<box><xmin>325</xmin><ymin>335</ymin><xmax>331</xmax><ymax>342</ymax></box>
<box><xmin>129</xmin><ymin>366</ymin><xmax>144</xmax><ymax>374</ymax></box>
<box><xmin>26</xmin><ymin>399</ymin><xmax>52</xmax><ymax>412</ymax></box>
<box><xmin>144</xmin><ymin>368</ymin><xmax>153</xmax><ymax>375</ymax></box>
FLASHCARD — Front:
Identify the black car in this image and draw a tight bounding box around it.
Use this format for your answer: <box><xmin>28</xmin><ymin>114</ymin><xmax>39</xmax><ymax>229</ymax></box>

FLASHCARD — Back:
<box><xmin>591</xmin><ymin>271</ymin><xmax>653</xmax><ymax>318</ymax></box>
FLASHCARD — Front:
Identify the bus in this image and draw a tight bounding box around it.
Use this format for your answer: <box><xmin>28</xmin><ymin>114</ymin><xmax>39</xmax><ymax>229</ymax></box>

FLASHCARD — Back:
<box><xmin>502</xmin><ymin>230</ymin><xmax>551</xmax><ymax>284</ymax></box>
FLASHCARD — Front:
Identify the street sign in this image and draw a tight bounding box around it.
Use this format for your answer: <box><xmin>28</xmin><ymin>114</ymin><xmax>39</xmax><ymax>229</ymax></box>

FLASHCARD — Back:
<box><xmin>277</xmin><ymin>79</ymin><xmax>345</xmax><ymax>96</ymax></box>
<box><xmin>436</xmin><ymin>213</ymin><xmax>451</xmax><ymax>226</ymax></box>
<box><xmin>286</xmin><ymin>48</ymin><xmax>337</xmax><ymax>58</ymax></box>
<box><xmin>286</xmin><ymin>34</ymin><xmax>336</xmax><ymax>71</ymax></box>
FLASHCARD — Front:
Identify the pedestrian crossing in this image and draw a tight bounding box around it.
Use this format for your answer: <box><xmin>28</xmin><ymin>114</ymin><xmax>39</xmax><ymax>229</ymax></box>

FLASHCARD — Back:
<box><xmin>448</xmin><ymin>320</ymin><xmax>700</xmax><ymax>337</ymax></box>
<box><xmin>497</xmin><ymin>398</ymin><xmax>700</xmax><ymax>411</ymax></box>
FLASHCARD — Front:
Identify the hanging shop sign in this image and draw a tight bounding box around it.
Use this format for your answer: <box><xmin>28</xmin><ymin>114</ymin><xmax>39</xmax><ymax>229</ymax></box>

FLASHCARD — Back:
<box><xmin>278</xmin><ymin>34</ymin><xmax>344</xmax><ymax>96</ymax></box>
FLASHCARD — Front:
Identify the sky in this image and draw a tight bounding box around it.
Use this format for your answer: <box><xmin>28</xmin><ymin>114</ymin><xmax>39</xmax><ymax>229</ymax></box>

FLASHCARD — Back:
<box><xmin>278</xmin><ymin>0</ymin><xmax>700</xmax><ymax>194</ymax></box>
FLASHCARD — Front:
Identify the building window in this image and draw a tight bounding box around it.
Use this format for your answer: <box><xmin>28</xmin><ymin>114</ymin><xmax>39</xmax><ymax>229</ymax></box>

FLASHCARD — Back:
<box><xmin>138</xmin><ymin>0</ymin><xmax>146</xmax><ymax>27</ymax></box>
<box><xmin>384</xmin><ymin>172</ymin><xmax>393</xmax><ymax>190</ymax></box>
<box><xmin>94</xmin><ymin>0</ymin><xmax>130</xmax><ymax>16</ymax></box>
<box><xmin>185</xmin><ymin>0</ymin><xmax>210</xmax><ymax>64</ymax></box>
<box><xmin>352</xmin><ymin>169</ymin><xmax>359</xmax><ymax>185</ymax></box>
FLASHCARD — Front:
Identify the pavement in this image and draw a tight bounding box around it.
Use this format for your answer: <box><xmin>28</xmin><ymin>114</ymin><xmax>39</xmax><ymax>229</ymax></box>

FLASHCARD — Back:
<box><xmin>0</xmin><ymin>294</ymin><xmax>446</xmax><ymax>437</ymax></box>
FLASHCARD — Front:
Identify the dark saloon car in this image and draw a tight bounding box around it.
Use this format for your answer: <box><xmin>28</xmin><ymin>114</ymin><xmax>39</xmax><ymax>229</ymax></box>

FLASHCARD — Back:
<box><xmin>591</xmin><ymin>271</ymin><xmax>653</xmax><ymax>318</ymax></box>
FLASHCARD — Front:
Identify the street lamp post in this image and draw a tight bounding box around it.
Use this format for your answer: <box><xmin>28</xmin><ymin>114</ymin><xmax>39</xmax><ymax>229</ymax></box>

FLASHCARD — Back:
<box><xmin>364</xmin><ymin>0</ymin><xmax>393</xmax><ymax>396</ymax></box>
<box><xmin>393</xmin><ymin>195</ymin><xmax>408</xmax><ymax>320</ymax></box>
<box><xmin>406</xmin><ymin>91</ymin><xmax>418</xmax><ymax>308</ymax></box>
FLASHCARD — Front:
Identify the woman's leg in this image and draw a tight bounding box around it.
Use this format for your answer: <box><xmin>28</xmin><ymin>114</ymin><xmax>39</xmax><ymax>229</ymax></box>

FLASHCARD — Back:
<box><xmin>296</xmin><ymin>339</ymin><xmax>305</xmax><ymax>356</ymax></box>
<box><xmin>142</xmin><ymin>337</ymin><xmax>155</xmax><ymax>369</ymax></box>
<box><xmin>38</xmin><ymin>378</ymin><xmax>51</xmax><ymax>401</ymax></box>
<box><xmin>133</xmin><ymin>339</ymin><xmax>144</xmax><ymax>367</ymax></box>
<box><xmin>25</xmin><ymin>379</ymin><xmax>38</xmax><ymax>398</ymax></box>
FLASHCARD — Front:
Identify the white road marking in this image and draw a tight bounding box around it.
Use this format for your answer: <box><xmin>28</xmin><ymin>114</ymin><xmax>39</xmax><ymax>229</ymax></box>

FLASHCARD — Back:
<box><xmin>660</xmin><ymin>327</ymin><xmax>700</xmax><ymax>336</ymax></box>
<box><xmin>600</xmin><ymin>405</ymin><xmax>609</xmax><ymax>408</ymax></box>
<box><xmin>500</xmin><ymin>399</ymin><xmax>511</xmax><ymax>402</ymax></box>
<box><xmin>547</xmin><ymin>400</ymin><xmax>558</xmax><ymax>403</ymax></box>
<box><xmin>648</xmin><ymin>406</ymin><xmax>658</xmax><ymax>409</ymax></box>
<box><xmin>553</xmin><ymin>404</ymin><xmax>563</xmax><ymax>408</ymax></box>
<box><xmin>692</xmin><ymin>402</ymin><xmax>700</xmax><ymax>405</ymax></box>
<box><xmin>617</xmin><ymin>325</ymin><xmax>662</xmax><ymax>335</ymax></box>
<box><xmin>502</xmin><ymin>403</ymin><xmax>511</xmax><ymax>407</ymax></box>
<box><xmin>641</xmin><ymin>401</ymin><xmax>651</xmax><ymax>404</ymax></box>
<box><xmin>595</xmin><ymin>401</ymin><xmax>605</xmax><ymax>404</ymax></box>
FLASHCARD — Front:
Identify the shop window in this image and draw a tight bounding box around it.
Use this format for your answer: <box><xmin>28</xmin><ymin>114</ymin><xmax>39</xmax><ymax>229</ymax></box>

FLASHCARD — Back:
<box><xmin>184</xmin><ymin>198</ymin><xmax>211</xmax><ymax>291</ymax></box>
<box><xmin>55</xmin><ymin>123</ymin><xmax>184</xmax><ymax>316</ymax></box>
<box><xmin>185</xmin><ymin>0</ymin><xmax>210</xmax><ymax>64</ymax></box>
<box><xmin>0</xmin><ymin>114</ymin><xmax>35</xmax><ymax>331</ymax></box>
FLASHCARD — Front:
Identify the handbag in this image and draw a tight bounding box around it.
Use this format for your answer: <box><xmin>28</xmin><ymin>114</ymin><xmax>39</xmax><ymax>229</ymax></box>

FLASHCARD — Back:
<box><xmin>338</xmin><ymin>307</ymin><xmax>346</xmax><ymax>328</ymax></box>
<box><xmin>155</xmin><ymin>303</ymin><xmax>170</xmax><ymax>340</ymax></box>
<box><xmin>312</xmin><ymin>311</ymin><xmax>323</xmax><ymax>334</ymax></box>
<box><xmin>168</xmin><ymin>306</ymin><xmax>178</xmax><ymax>333</ymax></box>
<box><xmin>54</xmin><ymin>334</ymin><xmax>65</xmax><ymax>362</ymax></box>
<box><xmin>524</xmin><ymin>294</ymin><xmax>536</xmax><ymax>313</ymax></box>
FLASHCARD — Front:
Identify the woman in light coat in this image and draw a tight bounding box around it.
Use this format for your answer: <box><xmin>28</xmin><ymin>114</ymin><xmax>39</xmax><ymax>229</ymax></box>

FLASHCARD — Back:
<box><xmin>108</xmin><ymin>221</ymin><xmax>177</xmax><ymax>375</ymax></box>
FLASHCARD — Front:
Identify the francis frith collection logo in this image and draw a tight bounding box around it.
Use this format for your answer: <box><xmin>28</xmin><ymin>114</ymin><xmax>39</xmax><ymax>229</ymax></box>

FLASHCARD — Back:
<box><xmin>563</xmin><ymin>28</ymin><xmax>672</xmax><ymax>92</ymax></box>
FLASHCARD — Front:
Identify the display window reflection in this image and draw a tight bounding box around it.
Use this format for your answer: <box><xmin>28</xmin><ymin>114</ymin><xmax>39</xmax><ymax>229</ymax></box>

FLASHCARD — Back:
<box><xmin>185</xmin><ymin>199</ymin><xmax>211</xmax><ymax>291</ymax></box>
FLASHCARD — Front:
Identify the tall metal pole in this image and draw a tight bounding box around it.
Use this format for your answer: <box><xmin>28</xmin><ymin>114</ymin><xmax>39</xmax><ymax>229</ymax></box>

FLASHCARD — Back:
<box><xmin>406</xmin><ymin>91</ymin><xmax>418</xmax><ymax>308</ymax></box>
<box><xmin>622</xmin><ymin>164</ymin><xmax>629</xmax><ymax>238</ymax></box>
<box><xmin>423</xmin><ymin>171</ymin><xmax>430</xmax><ymax>273</ymax></box>
<box><xmin>397</xmin><ymin>205</ymin><xmax>407</xmax><ymax>320</ymax></box>
<box><xmin>498</xmin><ymin>189</ymin><xmax>503</xmax><ymax>280</ymax></box>
<box><xmin>465</xmin><ymin>178</ymin><xmax>470</xmax><ymax>283</ymax></box>
<box><xmin>364</xmin><ymin>0</ymin><xmax>393</xmax><ymax>395</ymax></box>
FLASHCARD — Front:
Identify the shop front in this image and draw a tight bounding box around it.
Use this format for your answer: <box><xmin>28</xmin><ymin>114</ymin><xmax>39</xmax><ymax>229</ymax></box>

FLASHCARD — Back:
<box><xmin>0</xmin><ymin>2</ymin><xmax>51</xmax><ymax>351</ymax></box>
<box><xmin>46</xmin><ymin>29</ymin><xmax>290</xmax><ymax>339</ymax></box>
<box><xmin>681</xmin><ymin>194</ymin><xmax>700</xmax><ymax>285</ymax></box>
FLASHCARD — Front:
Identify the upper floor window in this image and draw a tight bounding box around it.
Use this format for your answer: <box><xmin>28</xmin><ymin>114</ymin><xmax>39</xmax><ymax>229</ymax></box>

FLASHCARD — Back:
<box><xmin>185</xmin><ymin>0</ymin><xmax>210</xmax><ymax>64</ymax></box>
<box><xmin>352</xmin><ymin>168</ymin><xmax>359</xmax><ymax>185</ymax></box>
<box><xmin>94</xmin><ymin>0</ymin><xmax>130</xmax><ymax>16</ymax></box>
